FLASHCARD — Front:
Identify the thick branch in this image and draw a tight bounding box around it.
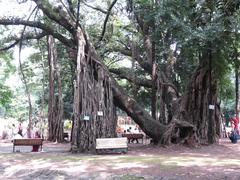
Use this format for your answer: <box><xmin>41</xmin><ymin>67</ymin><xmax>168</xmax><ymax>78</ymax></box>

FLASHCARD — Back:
<box><xmin>0</xmin><ymin>32</ymin><xmax>46</xmax><ymax>51</ymax></box>
<box><xmin>111</xmin><ymin>76</ymin><xmax>166</xmax><ymax>139</ymax></box>
<box><xmin>83</xmin><ymin>2</ymin><xmax>108</xmax><ymax>14</ymax></box>
<box><xmin>66</xmin><ymin>0</ymin><xmax>76</xmax><ymax>17</ymax></box>
<box><xmin>98</xmin><ymin>0</ymin><xmax>118</xmax><ymax>43</ymax></box>
<box><xmin>112</xmin><ymin>47</ymin><xmax>152</xmax><ymax>73</ymax></box>
<box><xmin>110</xmin><ymin>68</ymin><xmax>152</xmax><ymax>88</ymax></box>
<box><xmin>59</xmin><ymin>0</ymin><xmax>76</xmax><ymax>22</ymax></box>
<box><xmin>0</xmin><ymin>18</ymin><xmax>74</xmax><ymax>47</ymax></box>
<box><xmin>33</xmin><ymin>0</ymin><xmax>76</xmax><ymax>34</ymax></box>
<box><xmin>110</xmin><ymin>47</ymin><xmax>179</xmax><ymax>96</ymax></box>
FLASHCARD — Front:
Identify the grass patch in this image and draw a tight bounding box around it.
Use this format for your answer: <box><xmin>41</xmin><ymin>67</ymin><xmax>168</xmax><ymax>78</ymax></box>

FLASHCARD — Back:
<box><xmin>112</xmin><ymin>174</ymin><xmax>146</xmax><ymax>180</ymax></box>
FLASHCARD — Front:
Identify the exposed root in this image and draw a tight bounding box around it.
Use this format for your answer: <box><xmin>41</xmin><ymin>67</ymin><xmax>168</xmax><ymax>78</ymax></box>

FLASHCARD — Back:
<box><xmin>160</xmin><ymin>118</ymin><xmax>199</xmax><ymax>147</ymax></box>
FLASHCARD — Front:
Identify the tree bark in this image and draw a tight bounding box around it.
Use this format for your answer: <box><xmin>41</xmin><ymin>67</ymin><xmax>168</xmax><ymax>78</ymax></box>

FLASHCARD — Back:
<box><xmin>71</xmin><ymin>30</ymin><xmax>117</xmax><ymax>152</ymax></box>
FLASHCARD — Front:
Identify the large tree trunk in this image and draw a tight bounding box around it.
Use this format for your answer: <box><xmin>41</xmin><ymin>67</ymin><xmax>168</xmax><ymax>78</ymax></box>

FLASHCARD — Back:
<box><xmin>180</xmin><ymin>52</ymin><xmax>220</xmax><ymax>144</ymax></box>
<box><xmin>71</xmin><ymin>31</ymin><xmax>117</xmax><ymax>153</ymax></box>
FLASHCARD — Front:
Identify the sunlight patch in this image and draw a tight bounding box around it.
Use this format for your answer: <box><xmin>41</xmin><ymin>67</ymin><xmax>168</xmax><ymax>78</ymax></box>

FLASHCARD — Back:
<box><xmin>111</xmin><ymin>162</ymin><xmax>148</xmax><ymax>170</ymax></box>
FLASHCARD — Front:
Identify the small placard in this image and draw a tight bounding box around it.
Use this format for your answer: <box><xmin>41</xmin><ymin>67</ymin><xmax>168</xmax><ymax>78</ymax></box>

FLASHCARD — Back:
<box><xmin>97</xmin><ymin>111</ymin><xmax>103</xmax><ymax>116</ymax></box>
<box><xmin>83</xmin><ymin>115</ymin><xmax>90</xmax><ymax>121</ymax></box>
<box><xmin>209</xmin><ymin>105</ymin><xmax>215</xmax><ymax>110</ymax></box>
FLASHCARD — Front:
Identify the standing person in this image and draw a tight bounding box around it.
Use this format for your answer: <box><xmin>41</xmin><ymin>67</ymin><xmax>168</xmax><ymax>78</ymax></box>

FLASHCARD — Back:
<box><xmin>18</xmin><ymin>123</ymin><xmax>23</xmax><ymax>136</ymax></box>
<box><xmin>231</xmin><ymin>116</ymin><xmax>239</xmax><ymax>134</ymax></box>
<box><xmin>26</xmin><ymin>124</ymin><xmax>32</xmax><ymax>138</ymax></box>
<box><xmin>127</xmin><ymin>127</ymin><xmax>132</xmax><ymax>133</ymax></box>
<box><xmin>18</xmin><ymin>123</ymin><xmax>23</xmax><ymax>137</ymax></box>
<box><xmin>32</xmin><ymin>131</ymin><xmax>41</xmax><ymax>152</ymax></box>
<box><xmin>126</xmin><ymin>127</ymin><xmax>132</xmax><ymax>143</ymax></box>
<box><xmin>11</xmin><ymin>124</ymin><xmax>16</xmax><ymax>139</ymax></box>
<box><xmin>132</xmin><ymin>126</ymin><xmax>139</xmax><ymax>143</ymax></box>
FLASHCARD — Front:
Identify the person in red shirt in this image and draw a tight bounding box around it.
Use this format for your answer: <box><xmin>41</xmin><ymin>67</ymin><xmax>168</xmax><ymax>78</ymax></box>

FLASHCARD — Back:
<box><xmin>231</xmin><ymin>116</ymin><xmax>239</xmax><ymax>134</ymax></box>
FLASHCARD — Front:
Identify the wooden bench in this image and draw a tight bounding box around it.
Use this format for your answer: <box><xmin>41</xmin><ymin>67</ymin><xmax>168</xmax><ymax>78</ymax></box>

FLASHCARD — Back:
<box><xmin>122</xmin><ymin>133</ymin><xmax>144</xmax><ymax>143</ymax></box>
<box><xmin>96</xmin><ymin>137</ymin><xmax>128</xmax><ymax>154</ymax></box>
<box><xmin>13</xmin><ymin>138</ymin><xmax>43</xmax><ymax>152</ymax></box>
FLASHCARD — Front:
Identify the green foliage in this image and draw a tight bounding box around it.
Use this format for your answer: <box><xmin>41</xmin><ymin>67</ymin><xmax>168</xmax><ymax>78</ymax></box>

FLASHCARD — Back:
<box><xmin>0</xmin><ymin>0</ymin><xmax>239</xmax><ymax>119</ymax></box>
<box><xmin>218</xmin><ymin>72</ymin><xmax>235</xmax><ymax>101</ymax></box>
<box><xmin>0</xmin><ymin>51</ymin><xmax>15</xmax><ymax>113</ymax></box>
<box><xmin>0</xmin><ymin>51</ymin><xmax>16</xmax><ymax>80</ymax></box>
<box><xmin>64</xmin><ymin>120</ymin><xmax>72</xmax><ymax>130</ymax></box>
<box><xmin>0</xmin><ymin>84</ymin><xmax>12</xmax><ymax>106</ymax></box>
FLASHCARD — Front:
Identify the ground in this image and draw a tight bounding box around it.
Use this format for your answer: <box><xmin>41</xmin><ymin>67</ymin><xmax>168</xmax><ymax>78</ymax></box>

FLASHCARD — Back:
<box><xmin>0</xmin><ymin>138</ymin><xmax>240</xmax><ymax>179</ymax></box>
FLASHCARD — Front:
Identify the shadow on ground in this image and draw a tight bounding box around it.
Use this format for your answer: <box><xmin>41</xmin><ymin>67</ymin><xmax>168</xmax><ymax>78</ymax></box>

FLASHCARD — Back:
<box><xmin>0</xmin><ymin>138</ymin><xmax>240</xmax><ymax>179</ymax></box>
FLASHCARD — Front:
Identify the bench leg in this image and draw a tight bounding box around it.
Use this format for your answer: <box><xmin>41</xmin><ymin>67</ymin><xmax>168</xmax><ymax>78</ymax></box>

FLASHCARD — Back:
<box><xmin>13</xmin><ymin>145</ymin><xmax>15</xmax><ymax>152</ymax></box>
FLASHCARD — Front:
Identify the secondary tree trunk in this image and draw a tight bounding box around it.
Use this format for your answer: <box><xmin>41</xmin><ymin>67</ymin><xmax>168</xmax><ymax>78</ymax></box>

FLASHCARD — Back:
<box><xmin>47</xmin><ymin>35</ymin><xmax>64</xmax><ymax>142</ymax></box>
<box><xmin>54</xmin><ymin>39</ymin><xmax>64</xmax><ymax>142</ymax></box>
<box><xmin>47</xmin><ymin>35</ymin><xmax>56</xmax><ymax>141</ymax></box>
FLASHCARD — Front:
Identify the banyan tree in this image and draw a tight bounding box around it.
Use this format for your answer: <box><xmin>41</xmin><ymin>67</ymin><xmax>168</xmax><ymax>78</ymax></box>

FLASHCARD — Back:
<box><xmin>0</xmin><ymin>0</ymin><xmax>239</xmax><ymax>152</ymax></box>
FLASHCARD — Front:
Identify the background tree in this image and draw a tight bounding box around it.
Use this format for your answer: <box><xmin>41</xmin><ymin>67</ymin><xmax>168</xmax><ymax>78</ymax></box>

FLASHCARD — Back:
<box><xmin>47</xmin><ymin>35</ymin><xmax>64</xmax><ymax>142</ymax></box>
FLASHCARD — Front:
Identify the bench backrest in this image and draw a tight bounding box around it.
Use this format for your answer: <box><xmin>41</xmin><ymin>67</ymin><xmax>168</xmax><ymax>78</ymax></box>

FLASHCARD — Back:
<box><xmin>96</xmin><ymin>137</ymin><xmax>127</xmax><ymax>149</ymax></box>
<box><xmin>13</xmin><ymin>138</ymin><xmax>43</xmax><ymax>146</ymax></box>
<box><xmin>122</xmin><ymin>133</ymin><xmax>143</xmax><ymax>139</ymax></box>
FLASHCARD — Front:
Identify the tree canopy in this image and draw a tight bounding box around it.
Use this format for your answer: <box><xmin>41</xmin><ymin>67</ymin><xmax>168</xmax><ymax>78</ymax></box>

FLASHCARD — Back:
<box><xmin>0</xmin><ymin>0</ymin><xmax>239</xmax><ymax>151</ymax></box>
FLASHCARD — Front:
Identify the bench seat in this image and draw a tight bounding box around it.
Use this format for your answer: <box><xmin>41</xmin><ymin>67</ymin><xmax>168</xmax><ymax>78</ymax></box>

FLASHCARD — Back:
<box><xmin>96</xmin><ymin>137</ymin><xmax>127</xmax><ymax>154</ymax></box>
<box><xmin>13</xmin><ymin>138</ymin><xmax>43</xmax><ymax>152</ymax></box>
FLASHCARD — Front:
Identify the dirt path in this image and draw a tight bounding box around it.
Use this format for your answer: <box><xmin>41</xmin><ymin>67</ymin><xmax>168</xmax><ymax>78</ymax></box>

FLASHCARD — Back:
<box><xmin>0</xmin><ymin>138</ymin><xmax>240</xmax><ymax>179</ymax></box>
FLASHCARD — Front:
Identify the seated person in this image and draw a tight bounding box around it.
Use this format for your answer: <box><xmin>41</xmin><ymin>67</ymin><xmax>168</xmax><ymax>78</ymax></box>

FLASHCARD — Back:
<box><xmin>131</xmin><ymin>126</ymin><xmax>140</xmax><ymax>143</ymax></box>
<box><xmin>32</xmin><ymin>131</ymin><xmax>41</xmax><ymax>152</ymax></box>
